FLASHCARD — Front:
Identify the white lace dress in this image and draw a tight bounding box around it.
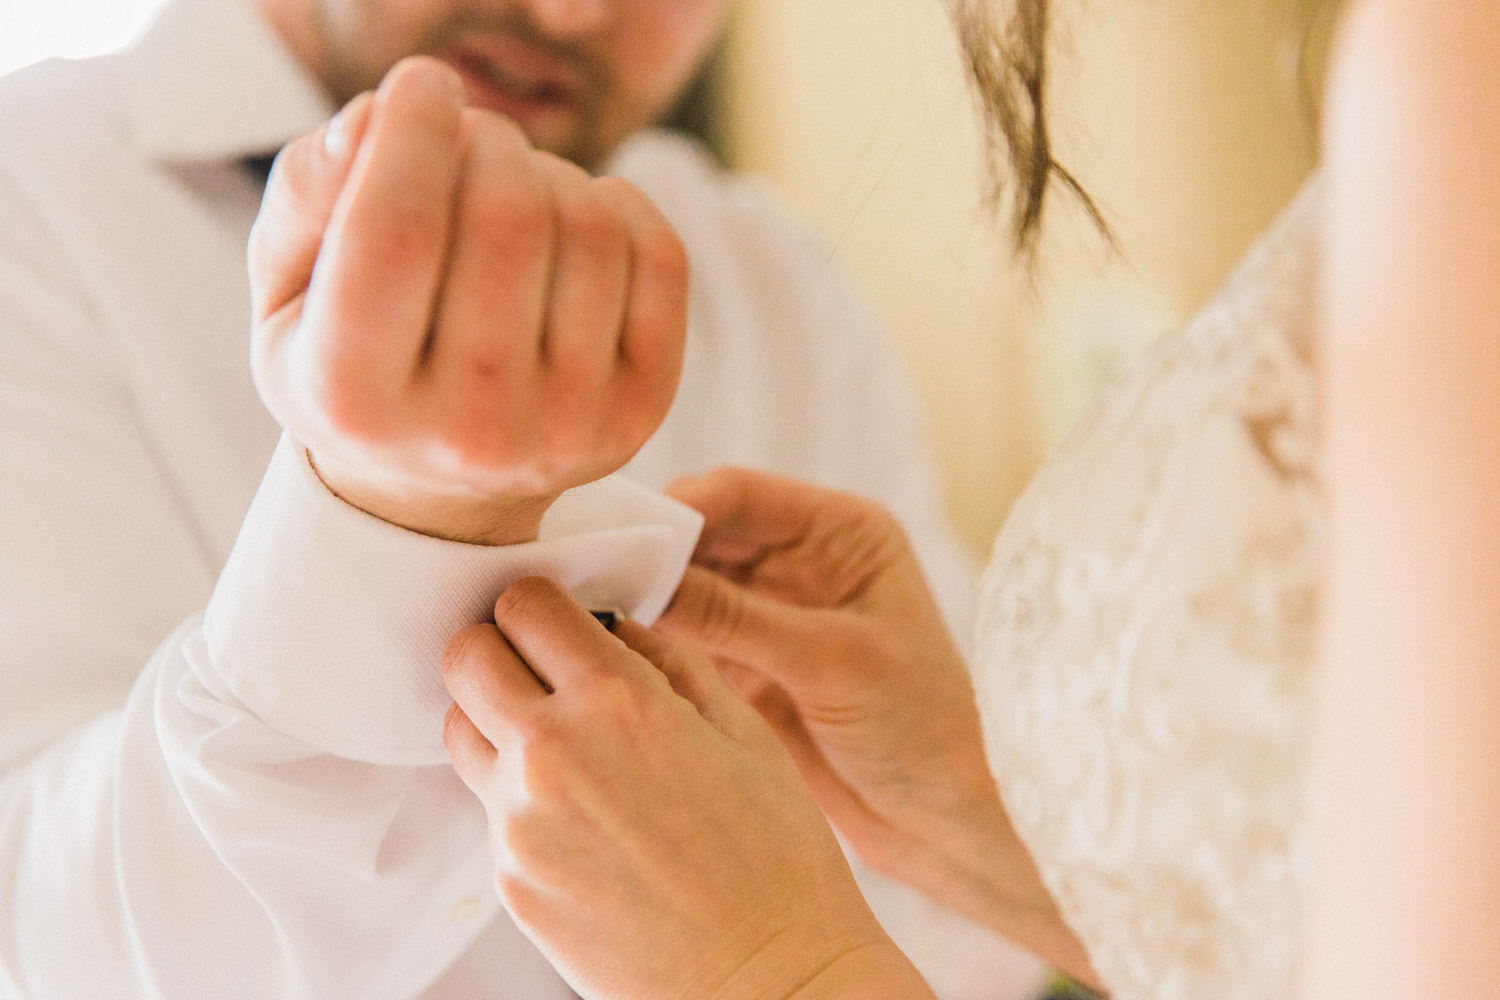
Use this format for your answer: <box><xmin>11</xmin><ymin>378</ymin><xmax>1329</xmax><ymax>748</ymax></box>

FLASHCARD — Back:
<box><xmin>974</xmin><ymin>185</ymin><xmax>1322</xmax><ymax>1000</ymax></box>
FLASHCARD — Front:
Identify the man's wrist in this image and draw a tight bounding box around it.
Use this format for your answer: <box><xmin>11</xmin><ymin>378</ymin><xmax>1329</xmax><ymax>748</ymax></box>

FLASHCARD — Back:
<box><xmin>308</xmin><ymin>450</ymin><xmax>557</xmax><ymax>545</ymax></box>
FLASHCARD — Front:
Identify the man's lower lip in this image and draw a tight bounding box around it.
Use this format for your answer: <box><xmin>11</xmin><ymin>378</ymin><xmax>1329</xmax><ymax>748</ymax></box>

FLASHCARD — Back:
<box><xmin>443</xmin><ymin>57</ymin><xmax>576</xmax><ymax>125</ymax></box>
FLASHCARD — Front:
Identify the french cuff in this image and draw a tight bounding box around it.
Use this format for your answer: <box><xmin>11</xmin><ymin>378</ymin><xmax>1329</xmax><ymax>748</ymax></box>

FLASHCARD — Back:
<box><xmin>201</xmin><ymin>434</ymin><xmax>704</xmax><ymax>766</ymax></box>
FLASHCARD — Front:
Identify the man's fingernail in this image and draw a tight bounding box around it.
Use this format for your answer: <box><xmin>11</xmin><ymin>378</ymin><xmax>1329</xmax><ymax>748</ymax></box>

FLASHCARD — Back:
<box><xmin>393</xmin><ymin>56</ymin><xmax>465</xmax><ymax>103</ymax></box>
<box><xmin>323</xmin><ymin>92</ymin><xmax>372</xmax><ymax>159</ymax></box>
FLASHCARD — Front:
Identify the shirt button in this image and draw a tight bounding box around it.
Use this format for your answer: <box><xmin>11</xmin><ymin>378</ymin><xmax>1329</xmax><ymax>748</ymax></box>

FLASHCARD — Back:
<box><xmin>450</xmin><ymin>896</ymin><xmax>484</xmax><ymax>925</ymax></box>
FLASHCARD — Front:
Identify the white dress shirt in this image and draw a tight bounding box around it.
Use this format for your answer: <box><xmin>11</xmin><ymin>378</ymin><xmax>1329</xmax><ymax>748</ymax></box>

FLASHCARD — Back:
<box><xmin>0</xmin><ymin>0</ymin><xmax>1042</xmax><ymax>995</ymax></box>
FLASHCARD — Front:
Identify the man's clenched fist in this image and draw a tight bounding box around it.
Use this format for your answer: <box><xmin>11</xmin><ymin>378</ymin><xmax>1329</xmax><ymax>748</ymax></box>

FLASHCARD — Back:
<box><xmin>248</xmin><ymin>57</ymin><xmax>688</xmax><ymax>544</ymax></box>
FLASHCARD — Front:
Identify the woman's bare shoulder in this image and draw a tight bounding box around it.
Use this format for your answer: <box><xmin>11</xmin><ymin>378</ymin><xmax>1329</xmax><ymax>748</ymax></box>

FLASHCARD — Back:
<box><xmin>1332</xmin><ymin>0</ymin><xmax>1500</xmax><ymax>142</ymax></box>
<box><xmin>1323</xmin><ymin>0</ymin><xmax>1500</xmax><ymax>317</ymax></box>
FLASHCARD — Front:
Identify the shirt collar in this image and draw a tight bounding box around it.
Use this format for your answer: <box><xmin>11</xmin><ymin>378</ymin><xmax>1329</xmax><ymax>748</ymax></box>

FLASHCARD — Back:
<box><xmin>124</xmin><ymin>0</ymin><xmax>336</xmax><ymax>163</ymax></box>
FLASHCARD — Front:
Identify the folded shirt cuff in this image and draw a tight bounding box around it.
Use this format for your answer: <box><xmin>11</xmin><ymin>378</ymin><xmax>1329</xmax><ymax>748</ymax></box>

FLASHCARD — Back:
<box><xmin>201</xmin><ymin>434</ymin><xmax>704</xmax><ymax>765</ymax></box>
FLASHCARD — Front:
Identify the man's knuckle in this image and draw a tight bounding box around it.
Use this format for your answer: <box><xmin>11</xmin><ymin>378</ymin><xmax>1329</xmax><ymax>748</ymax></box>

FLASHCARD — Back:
<box><xmin>557</xmin><ymin>197</ymin><xmax>627</xmax><ymax>264</ymax></box>
<box><xmin>635</xmin><ymin>226</ymin><xmax>690</xmax><ymax>289</ymax></box>
<box><xmin>442</xmin><ymin>343</ymin><xmax>516</xmax><ymax>389</ymax></box>
<box><xmin>596</xmin><ymin>393</ymin><xmax>662</xmax><ymax>451</ymax></box>
<box><xmin>315</xmin><ymin>370</ymin><xmax>384</xmax><ymax>442</ymax></box>
<box><xmin>437</xmin><ymin>413</ymin><xmax>515</xmax><ymax>474</ymax></box>
<box><xmin>590</xmin><ymin>175</ymin><xmax>637</xmax><ymax>205</ymax></box>
<box><xmin>539</xmin><ymin>415</ymin><xmax>597</xmax><ymax>468</ymax></box>
<box><xmin>540</xmin><ymin>366</ymin><xmax>595</xmax><ymax>412</ymax></box>
<box><xmin>469</xmin><ymin>181</ymin><xmax>551</xmax><ymax>249</ymax></box>
<box><xmin>406</xmin><ymin>87</ymin><xmax>463</xmax><ymax>141</ymax></box>
<box><xmin>348</xmin><ymin>205</ymin><xmax>440</xmax><ymax>270</ymax></box>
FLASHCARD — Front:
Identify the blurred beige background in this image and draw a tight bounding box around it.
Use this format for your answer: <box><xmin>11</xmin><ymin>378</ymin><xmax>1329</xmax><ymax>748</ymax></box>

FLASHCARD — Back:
<box><xmin>718</xmin><ymin>0</ymin><xmax>1336</xmax><ymax>556</ymax></box>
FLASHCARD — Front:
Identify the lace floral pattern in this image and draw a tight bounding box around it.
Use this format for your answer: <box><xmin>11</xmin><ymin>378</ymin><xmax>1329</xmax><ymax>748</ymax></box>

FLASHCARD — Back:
<box><xmin>975</xmin><ymin>185</ymin><xmax>1323</xmax><ymax>1000</ymax></box>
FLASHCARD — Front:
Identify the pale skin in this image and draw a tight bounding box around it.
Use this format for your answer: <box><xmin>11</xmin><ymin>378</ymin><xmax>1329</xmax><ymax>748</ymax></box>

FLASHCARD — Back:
<box><xmin>655</xmin><ymin>471</ymin><xmax>1096</xmax><ymax>985</ymax></box>
<box><xmin>250</xmin><ymin>55</ymin><xmax>689</xmax><ymax>546</ymax></box>
<box><xmin>244</xmin><ymin>0</ymin><xmax>938</xmax><ymax>992</ymax></box>
<box><xmin>248</xmin><ymin>0</ymin><xmax>733</xmax><ymax>543</ymax></box>
<box><xmin>444</xmin><ymin>473</ymin><xmax>1098</xmax><ymax>996</ymax></box>
<box><xmin>438</xmin><ymin>1</ymin><xmax>1500</xmax><ymax>997</ymax></box>
<box><xmin>441</xmin><ymin>579</ymin><xmax>936</xmax><ymax>1000</ymax></box>
<box><xmin>1311</xmin><ymin>0</ymin><xmax>1500</xmax><ymax>995</ymax></box>
<box><xmin>245</xmin><ymin>0</ymin><xmax>1015</xmax><ymax>994</ymax></box>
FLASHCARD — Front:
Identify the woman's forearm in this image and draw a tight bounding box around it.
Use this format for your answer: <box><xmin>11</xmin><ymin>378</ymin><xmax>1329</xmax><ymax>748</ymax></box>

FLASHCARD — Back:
<box><xmin>891</xmin><ymin>798</ymin><xmax>1103</xmax><ymax>991</ymax></box>
<box><xmin>779</xmin><ymin>940</ymin><xmax>940</xmax><ymax>1000</ymax></box>
<box><xmin>1312</xmin><ymin>1</ymin><xmax>1500</xmax><ymax>996</ymax></box>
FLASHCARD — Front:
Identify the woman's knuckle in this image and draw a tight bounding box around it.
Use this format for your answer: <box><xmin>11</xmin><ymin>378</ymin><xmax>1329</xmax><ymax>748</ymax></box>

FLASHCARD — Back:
<box><xmin>499</xmin><ymin>811</ymin><xmax>537</xmax><ymax>859</ymax></box>
<box><xmin>441</xmin><ymin>705</ymin><xmax>464</xmax><ymax>749</ymax></box>
<box><xmin>493</xmin><ymin>576</ymin><xmax>553</xmax><ymax>626</ymax></box>
<box><xmin>438</xmin><ymin>639</ymin><xmax>471</xmax><ymax>682</ymax></box>
<box><xmin>815</xmin><ymin>622</ymin><xmax>866</xmax><ymax>668</ymax></box>
<box><xmin>700</xmin><ymin>580</ymin><xmax>748</xmax><ymax>647</ymax></box>
<box><xmin>851</xmin><ymin>494</ymin><xmax>896</xmax><ymax>531</ymax></box>
<box><xmin>440</xmin><ymin>624</ymin><xmax>490</xmax><ymax>678</ymax></box>
<box><xmin>576</xmin><ymin>673</ymin><xmax>631</xmax><ymax>718</ymax></box>
<box><xmin>518</xmin><ymin>730</ymin><xmax>569</xmax><ymax>800</ymax></box>
<box><xmin>495</xmin><ymin>872</ymin><xmax>544</xmax><ymax>926</ymax></box>
<box><xmin>493</xmin><ymin>863</ymin><xmax>522</xmax><ymax>901</ymax></box>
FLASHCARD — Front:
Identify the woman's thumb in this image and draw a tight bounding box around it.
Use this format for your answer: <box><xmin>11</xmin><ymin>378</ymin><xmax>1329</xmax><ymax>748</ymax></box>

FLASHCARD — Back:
<box><xmin>658</xmin><ymin>565</ymin><xmax>828</xmax><ymax>693</ymax></box>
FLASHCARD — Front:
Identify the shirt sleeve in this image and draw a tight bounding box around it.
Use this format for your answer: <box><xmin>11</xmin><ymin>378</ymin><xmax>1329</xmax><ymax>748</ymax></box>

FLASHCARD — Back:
<box><xmin>0</xmin><ymin>159</ymin><xmax>704</xmax><ymax>998</ymax></box>
<box><xmin>0</xmin><ymin>435</ymin><xmax>702</xmax><ymax>999</ymax></box>
<box><xmin>0</xmin><ymin>164</ymin><xmax>220</xmax><ymax>770</ymax></box>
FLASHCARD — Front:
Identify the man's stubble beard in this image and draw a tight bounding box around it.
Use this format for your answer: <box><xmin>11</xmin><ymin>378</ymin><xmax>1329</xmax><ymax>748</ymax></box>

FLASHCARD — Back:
<box><xmin>307</xmin><ymin>0</ymin><xmax>634</xmax><ymax>170</ymax></box>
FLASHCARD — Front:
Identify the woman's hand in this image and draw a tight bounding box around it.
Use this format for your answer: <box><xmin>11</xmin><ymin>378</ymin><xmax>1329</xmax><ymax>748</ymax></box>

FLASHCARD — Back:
<box><xmin>656</xmin><ymin>469</ymin><xmax>1095</xmax><ymax>984</ymax></box>
<box><xmin>249</xmin><ymin>57</ymin><xmax>687</xmax><ymax>545</ymax></box>
<box><xmin>440</xmin><ymin>577</ymin><xmax>935</xmax><ymax>1000</ymax></box>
